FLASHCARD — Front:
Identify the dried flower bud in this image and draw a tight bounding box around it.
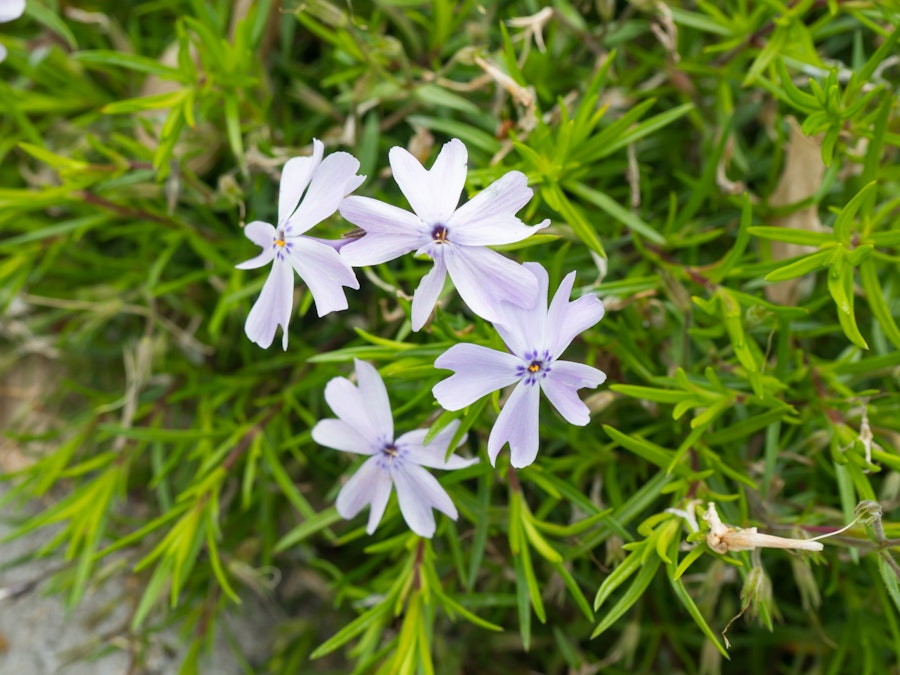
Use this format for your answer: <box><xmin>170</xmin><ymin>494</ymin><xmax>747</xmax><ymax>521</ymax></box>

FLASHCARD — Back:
<box><xmin>703</xmin><ymin>503</ymin><xmax>824</xmax><ymax>554</ymax></box>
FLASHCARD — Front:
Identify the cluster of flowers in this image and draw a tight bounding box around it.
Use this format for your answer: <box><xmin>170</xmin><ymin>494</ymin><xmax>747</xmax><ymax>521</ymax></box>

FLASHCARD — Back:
<box><xmin>237</xmin><ymin>138</ymin><xmax>606</xmax><ymax>538</ymax></box>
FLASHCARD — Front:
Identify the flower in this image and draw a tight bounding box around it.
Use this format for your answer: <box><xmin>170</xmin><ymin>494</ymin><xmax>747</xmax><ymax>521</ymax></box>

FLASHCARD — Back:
<box><xmin>236</xmin><ymin>140</ymin><xmax>364</xmax><ymax>349</ymax></box>
<box><xmin>338</xmin><ymin>138</ymin><xmax>549</xmax><ymax>331</ymax></box>
<box><xmin>0</xmin><ymin>0</ymin><xmax>25</xmax><ymax>63</ymax></box>
<box><xmin>312</xmin><ymin>359</ymin><xmax>478</xmax><ymax>537</ymax></box>
<box><xmin>432</xmin><ymin>262</ymin><xmax>606</xmax><ymax>468</ymax></box>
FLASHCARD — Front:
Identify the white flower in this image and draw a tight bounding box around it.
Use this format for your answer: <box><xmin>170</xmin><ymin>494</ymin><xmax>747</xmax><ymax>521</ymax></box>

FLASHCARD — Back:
<box><xmin>236</xmin><ymin>140</ymin><xmax>364</xmax><ymax>349</ymax></box>
<box><xmin>312</xmin><ymin>359</ymin><xmax>478</xmax><ymax>538</ymax></box>
<box><xmin>432</xmin><ymin>263</ymin><xmax>606</xmax><ymax>468</ymax></box>
<box><xmin>339</xmin><ymin>138</ymin><xmax>549</xmax><ymax>330</ymax></box>
<box><xmin>0</xmin><ymin>0</ymin><xmax>25</xmax><ymax>63</ymax></box>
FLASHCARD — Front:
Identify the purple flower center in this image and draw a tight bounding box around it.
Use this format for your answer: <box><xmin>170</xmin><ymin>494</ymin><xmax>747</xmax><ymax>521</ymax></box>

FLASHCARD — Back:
<box><xmin>272</xmin><ymin>229</ymin><xmax>293</xmax><ymax>259</ymax></box>
<box><xmin>516</xmin><ymin>349</ymin><xmax>552</xmax><ymax>385</ymax></box>
<box><xmin>376</xmin><ymin>441</ymin><xmax>406</xmax><ymax>469</ymax></box>
<box><xmin>431</xmin><ymin>225</ymin><xmax>450</xmax><ymax>244</ymax></box>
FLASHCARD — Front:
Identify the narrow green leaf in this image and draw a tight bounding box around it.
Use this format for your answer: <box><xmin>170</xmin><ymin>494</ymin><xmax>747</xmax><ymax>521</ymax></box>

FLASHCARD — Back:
<box><xmin>513</xmin><ymin>550</ymin><xmax>532</xmax><ymax>651</ymax></box>
<box><xmin>669</xmin><ymin>575</ymin><xmax>730</xmax><ymax>658</ymax></box>
<box><xmin>594</xmin><ymin>547</ymin><xmax>643</xmax><ymax>610</ymax></box>
<box><xmin>859</xmin><ymin>257</ymin><xmax>900</xmax><ymax>350</ymax></box>
<box><xmin>764</xmin><ymin>247</ymin><xmax>834</xmax><ymax>282</ymax></box>
<box><xmin>74</xmin><ymin>50</ymin><xmax>183</xmax><ymax>78</ymax></box>
<box><xmin>592</xmin><ymin>555</ymin><xmax>660</xmax><ymax>638</ymax></box>
<box><xmin>552</xmin><ymin>561</ymin><xmax>594</xmax><ymax>621</ymax></box>
<box><xmin>603</xmin><ymin>425</ymin><xmax>692</xmax><ymax>477</ymax></box>
<box><xmin>545</xmin><ymin>183</ymin><xmax>607</xmax><ymax>256</ymax></box>
<box><xmin>101</xmin><ymin>89</ymin><xmax>190</xmax><ymax>114</ymax></box>
<box><xmin>566</xmin><ymin>182</ymin><xmax>666</xmax><ymax>245</ymax></box>
<box><xmin>826</xmin><ymin>253</ymin><xmax>868</xmax><ymax>349</ymax></box>
<box><xmin>311</xmin><ymin>601</ymin><xmax>391</xmax><ymax>659</ymax></box>
<box><xmin>610</xmin><ymin>384</ymin><xmax>687</xmax><ymax>404</ymax></box>
<box><xmin>274</xmin><ymin>507</ymin><xmax>342</xmax><ymax>552</ymax></box>
<box><xmin>747</xmin><ymin>226</ymin><xmax>833</xmax><ymax>246</ymax></box>
<box><xmin>833</xmin><ymin>181</ymin><xmax>877</xmax><ymax>245</ymax></box>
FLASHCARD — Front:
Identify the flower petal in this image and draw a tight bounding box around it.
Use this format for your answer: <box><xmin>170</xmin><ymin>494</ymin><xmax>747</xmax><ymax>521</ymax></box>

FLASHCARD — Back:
<box><xmin>0</xmin><ymin>0</ymin><xmax>25</xmax><ymax>22</ymax></box>
<box><xmin>278</xmin><ymin>140</ymin><xmax>324</xmax><ymax>225</ymax></box>
<box><xmin>444</xmin><ymin>246</ymin><xmax>538</xmax><ymax>324</ymax></box>
<box><xmin>494</xmin><ymin>262</ymin><xmax>549</xmax><ymax>358</ymax></box>
<box><xmin>339</xmin><ymin>196</ymin><xmax>427</xmax><ymax>235</ymax></box>
<box><xmin>287</xmin><ymin>237</ymin><xmax>359</xmax><ymax>317</ymax></box>
<box><xmin>353</xmin><ymin>359</ymin><xmax>394</xmax><ymax>442</ymax></box>
<box><xmin>390</xmin><ymin>139</ymin><xmax>467</xmax><ymax>226</ymax></box>
<box><xmin>311</xmin><ymin>418</ymin><xmax>374</xmax><ymax>455</ymax></box>
<box><xmin>286</xmin><ymin>151</ymin><xmax>365</xmax><ymax>235</ymax></box>
<box><xmin>324</xmin><ymin>376</ymin><xmax>389</xmax><ymax>448</ymax></box>
<box><xmin>338</xmin><ymin>197</ymin><xmax>427</xmax><ymax>266</ymax></box>
<box><xmin>392</xmin><ymin>462</ymin><xmax>457</xmax><ymax>538</ymax></box>
<box><xmin>306</xmin><ymin>236</ymin><xmax>350</xmax><ymax>252</ymax></box>
<box><xmin>487</xmin><ymin>382</ymin><xmax>541</xmax><ymax>468</ymax></box>
<box><xmin>243</xmin><ymin>257</ymin><xmax>293</xmax><ymax>350</ymax></box>
<box><xmin>335</xmin><ymin>456</ymin><xmax>393</xmax><ymax>535</ymax></box>
<box><xmin>448</xmin><ymin>171</ymin><xmax>549</xmax><ymax>246</ymax></box>
<box><xmin>546</xmin><ymin>271</ymin><xmax>606</xmax><ymax>358</ymax></box>
<box><xmin>236</xmin><ymin>221</ymin><xmax>277</xmax><ymax>269</ymax></box>
<box><xmin>432</xmin><ymin>343</ymin><xmax>522</xmax><ymax>410</ymax></box>
<box><xmin>540</xmin><ymin>360</ymin><xmax>606</xmax><ymax>426</ymax></box>
<box><xmin>395</xmin><ymin>421</ymin><xmax>478</xmax><ymax>470</ymax></box>
<box><xmin>411</xmin><ymin>257</ymin><xmax>448</xmax><ymax>331</ymax></box>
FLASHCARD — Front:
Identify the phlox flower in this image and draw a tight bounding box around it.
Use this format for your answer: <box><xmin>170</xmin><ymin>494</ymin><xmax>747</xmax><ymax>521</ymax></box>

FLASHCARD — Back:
<box><xmin>237</xmin><ymin>140</ymin><xmax>364</xmax><ymax>349</ymax></box>
<box><xmin>0</xmin><ymin>0</ymin><xmax>25</xmax><ymax>63</ymax></box>
<box><xmin>432</xmin><ymin>263</ymin><xmax>606</xmax><ymax>468</ymax></box>
<box><xmin>339</xmin><ymin>138</ymin><xmax>549</xmax><ymax>331</ymax></box>
<box><xmin>312</xmin><ymin>359</ymin><xmax>478</xmax><ymax>538</ymax></box>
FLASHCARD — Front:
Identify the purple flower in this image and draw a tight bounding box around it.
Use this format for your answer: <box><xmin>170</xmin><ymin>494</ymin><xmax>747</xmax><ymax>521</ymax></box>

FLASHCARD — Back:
<box><xmin>338</xmin><ymin>138</ymin><xmax>549</xmax><ymax>331</ymax></box>
<box><xmin>236</xmin><ymin>140</ymin><xmax>364</xmax><ymax>350</ymax></box>
<box><xmin>312</xmin><ymin>359</ymin><xmax>478</xmax><ymax>538</ymax></box>
<box><xmin>432</xmin><ymin>263</ymin><xmax>606</xmax><ymax>468</ymax></box>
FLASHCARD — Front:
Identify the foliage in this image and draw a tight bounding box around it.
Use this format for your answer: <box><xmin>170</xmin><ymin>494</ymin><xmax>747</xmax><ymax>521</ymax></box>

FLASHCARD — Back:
<box><xmin>1</xmin><ymin>1</ymin><xmax>899</xmax><ymax>673</ymax></box>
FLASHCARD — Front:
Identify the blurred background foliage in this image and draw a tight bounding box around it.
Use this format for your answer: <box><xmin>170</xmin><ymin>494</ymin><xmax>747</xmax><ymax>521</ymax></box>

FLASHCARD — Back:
<box><xmin>1</xmin><ymin>0</ymin><xmax>899</xmax><ymax>673</ymax></box>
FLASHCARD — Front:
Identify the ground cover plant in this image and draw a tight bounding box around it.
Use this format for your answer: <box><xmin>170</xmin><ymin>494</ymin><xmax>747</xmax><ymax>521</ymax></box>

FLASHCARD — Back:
<box><xmin>1</xmin><ymin>0</ymin><xmax>899</xmax><ymax>673</ymax></box>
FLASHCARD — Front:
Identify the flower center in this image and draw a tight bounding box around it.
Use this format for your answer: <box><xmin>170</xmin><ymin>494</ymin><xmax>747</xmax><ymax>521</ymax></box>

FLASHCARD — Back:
<box><xmin>274</xmin><ymin>229</ymin><xmax>287</xmax><ymax>247</ymax></box>
<box><xmin>381</xmin><ymin>443</ymin><xmax>399</xmax><ymax>458</ymax></box>
<box><xmin>431</xmin><ymin>225</ymin><xmax>449</xmax><ymax>244</ymax></box>
<box><xmin>516</xmin><ymin>350</ymin><xmax>553</xmax><ymax>385</ymax></box>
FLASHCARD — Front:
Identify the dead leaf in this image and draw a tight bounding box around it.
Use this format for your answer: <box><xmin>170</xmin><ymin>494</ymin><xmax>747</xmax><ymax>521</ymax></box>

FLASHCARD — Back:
<box><xmin>764</xmin><ymin>117</ymin><xmax>825</xmax><ymax>305</ymax></box>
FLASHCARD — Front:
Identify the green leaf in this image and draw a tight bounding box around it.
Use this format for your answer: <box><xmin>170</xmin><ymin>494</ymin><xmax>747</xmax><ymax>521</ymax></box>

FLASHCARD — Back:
<box><xmin>603</xmin><ymin>425</ymin><xmax>692</xmax><ymax>477</ymax></box>
<box><xmin>669</xmin><ymin>574</ymin><xmax>730</xmax><ymax>658</ymax></box>
<box><xmin>859</xmin><ymin>257</ymin><xmax>900</xmax><ymax>351</ymax></box>
<box><xmin>434</xmin><ymin>589</ymin><xmax>504</xmax><ymax>632</ymax></box>
<box><xmin>594</xmin><ymin>547</ymin><xmax>643</xmax><ymax>610</ymax></box>
<box><xmin>747</xmin><ymin>226</ymin><xmax>833</xmax><ymax>246</ymax></box>
<box><xmin>513</xmin><ymin>549</ymin><xmax>533</xmax><ymax>651</ymax></box>
<box><xmin>74</xmin><ymin>50</ymin><xmax>184</xmax><ymax>78</ymax></box>
<box><xmin>566</xmin><ymin>182</ymin><xmax>666</xmax><ymax>245</ymax></box>
<box><xmin>833</xmin><ymin>181</ymin><xmax>877</xmax><ymax>245</ymax></box>
<box><xmin>764</xmin><ymin>247</ymin><xmax>834</xmax><ymax>282</ymax></box>
<box><xmin>311</xmin><ymin>601</ymin><xmax>392</xmax><ymax>659</ymax></box>
<box><xmin>826</xmin><ymin>251</ymin><xmax>868</xmax><ymax>349</ymax></box>
<box><xmin>544</xmin><ymin>183</ymin><xmax>607</xmax><ymax>256</ymax></box>
<box><xmin>274</xmin><ymin>507</ymin><xmax>342</xmax><ymax>552</ymax></box>
<box><xmin>611</xmin><ymin>384</ymin><xmax>687</xmax><ymax>404</ymax></box>
<box><xmin>592</xmin><ymin>555</ymin><xmax>661</xmax><ymax>638</ymax></box>
<box><xmin>552</xmin><ymin>561</ymin><xmax>594</xmax><ymax>622</ymax></box>
<box><xmin>101</xmin><ymin>89</ymin><xmax>190</xmax><ymax>114</ymax></box>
